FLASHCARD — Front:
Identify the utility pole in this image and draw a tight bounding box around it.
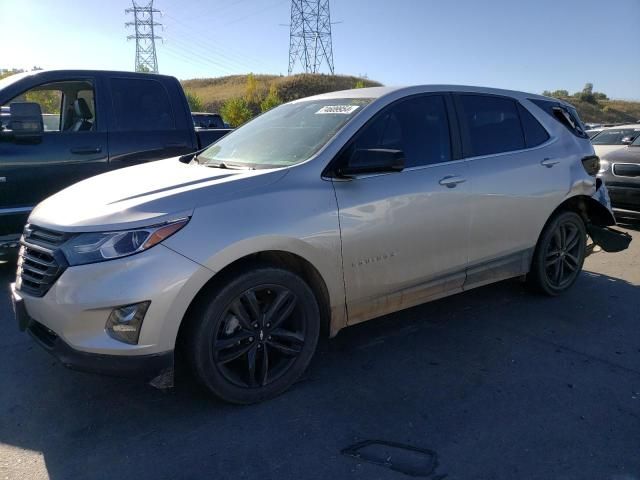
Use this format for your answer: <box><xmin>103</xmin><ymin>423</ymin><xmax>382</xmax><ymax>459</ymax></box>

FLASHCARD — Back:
<box><xmin>125</xmin><ymin>1</ymin><xmax>162</xmax><ymax>73</ymax></box>
<box><xmin>288</xmin><ymin>0</ymin><xmax>335</xmax><ymax>75</ymax></box>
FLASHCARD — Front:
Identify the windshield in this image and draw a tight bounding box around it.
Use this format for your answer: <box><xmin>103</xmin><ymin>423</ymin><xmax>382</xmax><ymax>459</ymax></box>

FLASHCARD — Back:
<box><xmin>632</xmin><ymin>135</ymin><xmax>640</xmax><ymax>146</ymax></box>
<box><xmin>197</xmin><ymin>98</ymin><xmax>372</xmax><ymax>168</ymax></box>
<box><xmin>591</xmin><ymin>128</ymin><xmax>640</xmax><ymax>145</ymax></box>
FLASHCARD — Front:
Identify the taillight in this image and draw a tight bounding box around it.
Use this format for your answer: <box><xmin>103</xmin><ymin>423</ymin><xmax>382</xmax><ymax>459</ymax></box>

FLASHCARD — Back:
<box><xmin>581</xmin><ymin>155</ymin><xmax>600</xmax><ymax>176</ymax></box>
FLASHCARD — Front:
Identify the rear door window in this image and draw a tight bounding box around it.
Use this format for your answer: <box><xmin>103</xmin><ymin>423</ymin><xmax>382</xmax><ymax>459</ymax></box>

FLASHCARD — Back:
<box><xmin>457</xmin><ymin>94</ymin><xmax>525</xmax><ymax>156</ymax></box>
<box><xmin>110</xmin><ymin>78</ymin><xmax>175</xmax><ymax>131</ymax></box>
<box><xmin>517</xmin><ymin>103</ymin><xmax>550</xmax><ymax>148</ymax></box>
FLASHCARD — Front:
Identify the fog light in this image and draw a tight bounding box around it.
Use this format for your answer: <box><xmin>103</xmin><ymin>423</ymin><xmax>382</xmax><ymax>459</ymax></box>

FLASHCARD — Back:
<box><xmin>105</xmin><ymin>301</ymin><xmax>150</xmax><ymax>344</ymax></box>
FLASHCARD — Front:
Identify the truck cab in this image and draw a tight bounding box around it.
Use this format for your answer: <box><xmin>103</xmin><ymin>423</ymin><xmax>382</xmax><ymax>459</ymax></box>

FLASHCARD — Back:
<box><xmin>0</xmin><ymin>70</ymin><xmax>231</xmax><ymax>250</ymax></box>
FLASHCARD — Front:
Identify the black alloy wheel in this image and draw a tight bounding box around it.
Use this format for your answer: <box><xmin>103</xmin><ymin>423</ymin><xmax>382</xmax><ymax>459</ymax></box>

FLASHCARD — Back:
<box><xmin>186</xmin><ymin>267</ymin><xmax>320</xmax><ymax>404</ymax></box>
<box><xmin>528</xmin><ymin>211</ymin><xmax>586</xmax><ymax>296</ymax></box>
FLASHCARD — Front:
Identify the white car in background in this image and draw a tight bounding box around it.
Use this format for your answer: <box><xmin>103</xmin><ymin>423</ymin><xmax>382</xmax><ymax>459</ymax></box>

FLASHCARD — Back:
<box><xmin>591</xmin><ymin>124</ymin><xmax>640</xmax><ymax>158</ymax></box>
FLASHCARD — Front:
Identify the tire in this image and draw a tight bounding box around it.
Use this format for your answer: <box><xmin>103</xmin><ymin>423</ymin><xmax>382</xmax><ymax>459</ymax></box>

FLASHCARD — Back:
<box><xmin>186</xmin><ymin>266</ymin><xmax>320</xmax><ymax>404</ymax></box>
<box><xmin>528</xmin><ymin>210</ymin><xmax>586</xmax><ymax>296</ymax></box>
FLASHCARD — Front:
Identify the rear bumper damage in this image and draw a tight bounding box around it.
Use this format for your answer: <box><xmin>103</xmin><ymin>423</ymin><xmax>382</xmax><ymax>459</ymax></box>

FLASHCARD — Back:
<box><xmin>586</xmin><ymin>181</ymin><xmax>632</xmax><ymax>253</ymax></box>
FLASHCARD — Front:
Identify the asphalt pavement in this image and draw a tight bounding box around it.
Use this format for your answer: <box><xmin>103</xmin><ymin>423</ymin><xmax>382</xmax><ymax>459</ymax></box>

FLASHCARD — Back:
<box><xmin>1</xmin><ymin>226</ymin><xmax>639</xmax><ymax>480</ymax></box>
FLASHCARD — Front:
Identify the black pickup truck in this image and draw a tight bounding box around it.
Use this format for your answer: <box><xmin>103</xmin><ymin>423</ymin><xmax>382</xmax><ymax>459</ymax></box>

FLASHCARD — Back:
<box><xmin>0</xmin><ymin>69</ymin><xmax>232</xmax><ymax>251</ymax></box>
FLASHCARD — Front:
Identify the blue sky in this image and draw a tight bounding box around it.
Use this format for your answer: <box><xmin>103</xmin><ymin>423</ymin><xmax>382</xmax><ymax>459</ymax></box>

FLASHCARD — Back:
<box><xmin>1</xmin><ymin>0</ymin><xmax>638</xmax><ymax>99</ymax></box>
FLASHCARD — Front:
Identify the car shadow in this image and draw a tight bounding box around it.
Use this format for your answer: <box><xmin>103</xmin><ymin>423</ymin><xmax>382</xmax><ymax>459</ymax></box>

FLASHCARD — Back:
<box><xmin>0</xmin><ymin>259</ymin><xmax>639</xmax><ymax>479</ymax></box>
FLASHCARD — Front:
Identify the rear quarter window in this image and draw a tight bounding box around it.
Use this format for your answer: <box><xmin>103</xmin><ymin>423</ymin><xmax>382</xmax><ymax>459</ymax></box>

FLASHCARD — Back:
<box><xmin>530</xmin><ymin>98</ymin><xmax>588</xmax><ymax>139</ymax></box>
<box><xmin>517</xmin><ymin>103</ymin><xmax>550</xmax><ymax>148</ymax></box>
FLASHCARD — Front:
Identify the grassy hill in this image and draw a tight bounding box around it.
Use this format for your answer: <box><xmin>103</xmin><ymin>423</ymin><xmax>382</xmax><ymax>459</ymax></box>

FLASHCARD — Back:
<box><xmin>182</xmin><ymin>73</ymin><xmax>381</xmax><ymax>114</ymax></box>
<box><xmin>551</xmin><ymin>97</ymin><xmax>640</xmax><ymax>124</ymax></box>
<box><xmin>182</xmin><ymin>74</ymin><xmax>639</xmax><ymax>125</ymax></box>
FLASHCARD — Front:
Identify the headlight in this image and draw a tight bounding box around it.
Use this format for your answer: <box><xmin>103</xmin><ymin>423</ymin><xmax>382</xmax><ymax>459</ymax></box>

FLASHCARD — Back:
<box><xmin>598</xmin><ymin>159</ymin><xmax>610</xmax><ymax>174</ymax></box>
<box><xmin>61</xmin><ymin>218</ymin><xmax>189</xmax><ymax>266</ymax></box>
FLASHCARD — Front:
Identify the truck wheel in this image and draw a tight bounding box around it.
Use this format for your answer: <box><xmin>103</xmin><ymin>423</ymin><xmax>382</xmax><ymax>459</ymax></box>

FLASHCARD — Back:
<box><xmin>187</xmin><ymin>267</ymin><xmax>320</xmax><ymax>404</ymax></box>
<box><xmin>528</xmin><ymin>211</ymin><xmax>586</xmax><ymax>296</ymax></box>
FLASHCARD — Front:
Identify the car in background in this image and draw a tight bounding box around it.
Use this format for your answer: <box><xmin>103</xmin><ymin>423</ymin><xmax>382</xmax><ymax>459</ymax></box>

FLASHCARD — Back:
<box><xmin>192</xmin><ymin>112</ymin><xmax>228</xmax><ymax>129</ymax></box>
<box><xmin>598</xmin><ymin>134</ymin><xmax>640</xmax><ymax>220</ymax></box>
<box><xmin>586</xmin><ymin>128</ymin><xmax>604</xmax><ymax>139</ymax></box>
<box><xmin>590</xmin><ymin>124</ymin><xmax>640</xmax><ymax>158</ymax></box>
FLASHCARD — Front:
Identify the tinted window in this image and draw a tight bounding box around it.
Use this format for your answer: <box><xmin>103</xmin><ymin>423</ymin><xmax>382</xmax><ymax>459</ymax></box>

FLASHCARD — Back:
<box><xmin>459</xmin><ymin>95</ymin><xmax>525</xmax><ymax>156</ymax></box>
<box><xmin>517</xmin><ymin>103</ymin><xmax>550</xmax><ymax>147</ymax></box>
<box><xmin>110</xmin><ymin>78</ymin><xmax>174</xmax><ymax>131</ymax></box>
<box><xmin>350</xmin><ymin>95</ymin><xmax>451</xmax><ymax>168</ymax></box>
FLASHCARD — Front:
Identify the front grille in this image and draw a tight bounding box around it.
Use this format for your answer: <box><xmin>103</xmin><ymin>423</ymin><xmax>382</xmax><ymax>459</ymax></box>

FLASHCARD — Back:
<box><xmin>613</xmin><ymin>163</ymin><xmax>640</xmax><ymax>178</ymax></box>
<box><xmin>16</xmin><ymin>225</ymin><xmax>70</xmax><ymax>297</ymax></box>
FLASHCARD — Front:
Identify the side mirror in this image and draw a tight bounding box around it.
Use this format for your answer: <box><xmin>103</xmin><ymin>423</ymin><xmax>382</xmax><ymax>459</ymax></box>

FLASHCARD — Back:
<box><xmin>621</xmin><ymin>136</ymin><xmax>634</xmax><ymax>145</ymax></box>
<box><xmin>9</xmin><ymin>102</ymin><xmax>43</xmax><ymax>142</ymax></box>
<box><xmin>337</xmin><ymin>148</ymin><xmax>405</xmax><ymax>177</ymax></box>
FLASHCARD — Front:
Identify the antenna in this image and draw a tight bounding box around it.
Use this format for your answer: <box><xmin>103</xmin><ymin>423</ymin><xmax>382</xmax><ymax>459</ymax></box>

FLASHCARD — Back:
<box><xmin>125</xmin><ymin>1</ymin><xmax>162</xmax><ymax>73</ymax></box>
<box><xmin>288</xmin><ymin>0</ymin><xmax>335</xmax><ymax>75</ymax></box>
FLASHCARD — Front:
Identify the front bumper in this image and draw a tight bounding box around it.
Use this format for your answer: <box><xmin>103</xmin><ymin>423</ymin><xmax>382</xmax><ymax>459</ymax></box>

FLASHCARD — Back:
<box><xmin>12</xmin><ymin>284</ymin><xmax>173</xmax><ymax>379</ymax></box>
<box><xmin>12</xmin><ymin>244</ymin><xmax>213</xmax><ymax>378</ymax></box>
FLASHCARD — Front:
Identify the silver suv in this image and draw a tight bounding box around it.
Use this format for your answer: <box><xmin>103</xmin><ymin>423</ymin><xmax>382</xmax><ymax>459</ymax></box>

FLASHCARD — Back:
<box><xmin>11</xmin><ymin>86</ymin><xmax>627</xmax><ymax>403</ymax></box>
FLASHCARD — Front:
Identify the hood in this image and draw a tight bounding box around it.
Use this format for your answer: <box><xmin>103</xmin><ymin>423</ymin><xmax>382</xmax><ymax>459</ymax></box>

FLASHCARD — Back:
<box><xmin>594</xmin><ymin>144</ymin><xmax>627</xmax><ymax>159</ymax></box>
<box><xmin>29</xmin><ymin>157</ymin><xmax>287</xmax><ymax>232</ymax></box>
<box><xmin>603</xmin><ymin>145</ymin><xmax>640</xmax><ymax>164</ymax></box>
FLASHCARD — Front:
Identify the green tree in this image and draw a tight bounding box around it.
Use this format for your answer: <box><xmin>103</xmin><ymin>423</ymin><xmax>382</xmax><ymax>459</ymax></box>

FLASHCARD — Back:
<box><xmin>260</xmin><ymin>84</ymin><xmax>282</xmax><ymax>112</ymax></box>
<box><xmin>354</xmin><ymin>80</ymin><xmax>366</xmax><ymax>89</ymax></box>
<box><xmin>184</xmin><ymin>90</ymin><xmax>204</xmax><ymax>112</ymax></box>
<box><xmin>221</xmin><ymin>97</ymin><xmax>253</xmax><ymax>127</ymax></box>
<box><xmin>575</xmin><ymin>83</ymin><xmax>597</xmax><ymax>104</ymax></box>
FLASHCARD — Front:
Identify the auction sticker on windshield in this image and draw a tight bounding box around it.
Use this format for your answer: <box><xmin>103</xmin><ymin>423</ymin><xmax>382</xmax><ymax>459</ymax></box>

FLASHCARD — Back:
<box><xmin>316</xmin><ymin>105</ymin><xmax>360</xmax><ymax>114</ymax></box>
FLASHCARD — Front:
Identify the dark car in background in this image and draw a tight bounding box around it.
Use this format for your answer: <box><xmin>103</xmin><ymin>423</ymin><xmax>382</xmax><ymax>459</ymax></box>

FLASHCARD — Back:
<box><xmin>192</xmin><ymin>112</ymin><xmax>228</xmax><ymax>129</ymax></box>
<box><xmin>598</xmin><ymin>135</ymin><xmax>640</xmax><ymax>221</ymax></box>
<box><xmin>0</xmin><ymin>70</ymin><xmax>233</xmax><ymax>254</ymax></box>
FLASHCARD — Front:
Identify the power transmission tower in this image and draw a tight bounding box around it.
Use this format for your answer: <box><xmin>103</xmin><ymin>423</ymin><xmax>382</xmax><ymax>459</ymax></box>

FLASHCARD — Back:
<box><xmin>288</xmin><ymin>0</ymin><xmax>335</xmax><ymax>75</ymax></box>
<box><xmin>125</xmin><ymin>1</ymin><xmax>162</xmax><ymax>73</ymax></box>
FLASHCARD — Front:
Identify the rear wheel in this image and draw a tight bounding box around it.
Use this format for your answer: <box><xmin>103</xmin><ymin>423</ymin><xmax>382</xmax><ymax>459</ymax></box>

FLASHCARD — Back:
<box><xmin>528</xmin><ymin>211</ymin><xmax>586</xmax><ymax>296</ymax></box>
<box><xmin>186</xmin><ymin>267</ymin><xmax>320</xmax><ymax>404</ymax></box>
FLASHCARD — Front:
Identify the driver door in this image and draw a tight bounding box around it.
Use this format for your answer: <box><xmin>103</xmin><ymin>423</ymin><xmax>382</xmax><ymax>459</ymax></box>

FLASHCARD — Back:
<box><xmin>331</xmin><ymin>94</ymin><xmax>471</xmax><ymax>325</ymax></box>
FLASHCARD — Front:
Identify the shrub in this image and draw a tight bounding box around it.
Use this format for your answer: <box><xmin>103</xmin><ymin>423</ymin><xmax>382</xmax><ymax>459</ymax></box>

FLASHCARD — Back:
<box><xmin>184</xmin><ymin>90</ymin><xmax>204</xmax><ymax>112</ymax></box>
<box><xmin>221</xmin><ymin>97</ymin><xmax>253</xmax><ymax>127</ymax></box>
<box><xmin>260</xmin><ymin>84</ymin><xmax>282</xmax><ymax>112</ymax></box>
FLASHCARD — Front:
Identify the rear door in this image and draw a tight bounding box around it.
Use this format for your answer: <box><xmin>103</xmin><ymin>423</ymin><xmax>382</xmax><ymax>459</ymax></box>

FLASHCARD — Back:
<box><xmin>332</xmin><ymin>93</ymin><xmax>471</xmax><ymax>324</ymax></box>
<box><xmin>0</xmin><ymin>77</ymin><xmax>108</xmax><ymax>237</ymax></box>
<box><xmin>106</xmin><ymin>76</ymin><xmax>196</xmax><ymax>169</ymax></box>
<box><xmin>454</xmin><ymin>93</ymin><xmax>568</xmax><ymax>288</ymax></box>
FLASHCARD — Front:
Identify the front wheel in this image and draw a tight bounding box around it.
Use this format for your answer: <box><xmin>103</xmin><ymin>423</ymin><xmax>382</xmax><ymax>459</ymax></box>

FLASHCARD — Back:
<box><xmin>528</xmin><ymin>211</ymin><xmax>586</xmax><ymax>296</ymax></box>
<box><xmin>186</xmin><ymin>267</ymin><xmax>320</xmax><ymax>404</ymax></box>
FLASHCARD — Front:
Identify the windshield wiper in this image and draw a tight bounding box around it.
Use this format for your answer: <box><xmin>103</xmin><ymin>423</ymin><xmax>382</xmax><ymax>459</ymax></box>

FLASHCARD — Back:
<box><xmin>205</xmin><ymin>161</ymin><xmax>253</xmax><ymax>170</ymax></box>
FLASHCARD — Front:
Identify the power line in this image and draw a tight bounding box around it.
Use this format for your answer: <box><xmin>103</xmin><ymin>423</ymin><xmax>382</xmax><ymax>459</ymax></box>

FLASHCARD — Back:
<box><xmin>288</xmin><ymin>0</ymin><xmax>334</xmax><ymax>75</ymax></box>
<box><xmin>125</xmin><ymin>0</ymin><xmax>162</xmax><ymax>73</ymax></box>
<box><xmin>163</xmin><ymin>14</ymin><xmax>272</xmax><ymax>72</ymax></box>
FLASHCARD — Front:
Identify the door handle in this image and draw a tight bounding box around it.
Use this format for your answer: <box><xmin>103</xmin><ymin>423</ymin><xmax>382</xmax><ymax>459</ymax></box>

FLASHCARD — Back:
<box><xmin>70</xmin><ymin>147</ymin><xmax>102</xmax><ymax>154</ymax></box>
<box><xmin>540</xmin><ymin>158</ymin><xmax>560</xmax><ymax>168</ymax></box>
<box><xmin>438</xmin><ymin>175</ymin><xmax>466</xmax><ymax>188</ymax></box>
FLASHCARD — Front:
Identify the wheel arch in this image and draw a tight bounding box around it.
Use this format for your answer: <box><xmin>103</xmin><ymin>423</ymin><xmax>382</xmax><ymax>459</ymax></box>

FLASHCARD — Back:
<box><xmin>530</xmin><ymin>193</ymin><xmax>614</xmax><ymax>266</ymax></box>
<box><xmin>175</xmin><ymin>249</ymin><xmax>335</xmax><ymax>360</ymax></box>
<box><xmin>545</xmin><ymin>193</ymin><xmax>616</xmax><ymax>230</ymax></box>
